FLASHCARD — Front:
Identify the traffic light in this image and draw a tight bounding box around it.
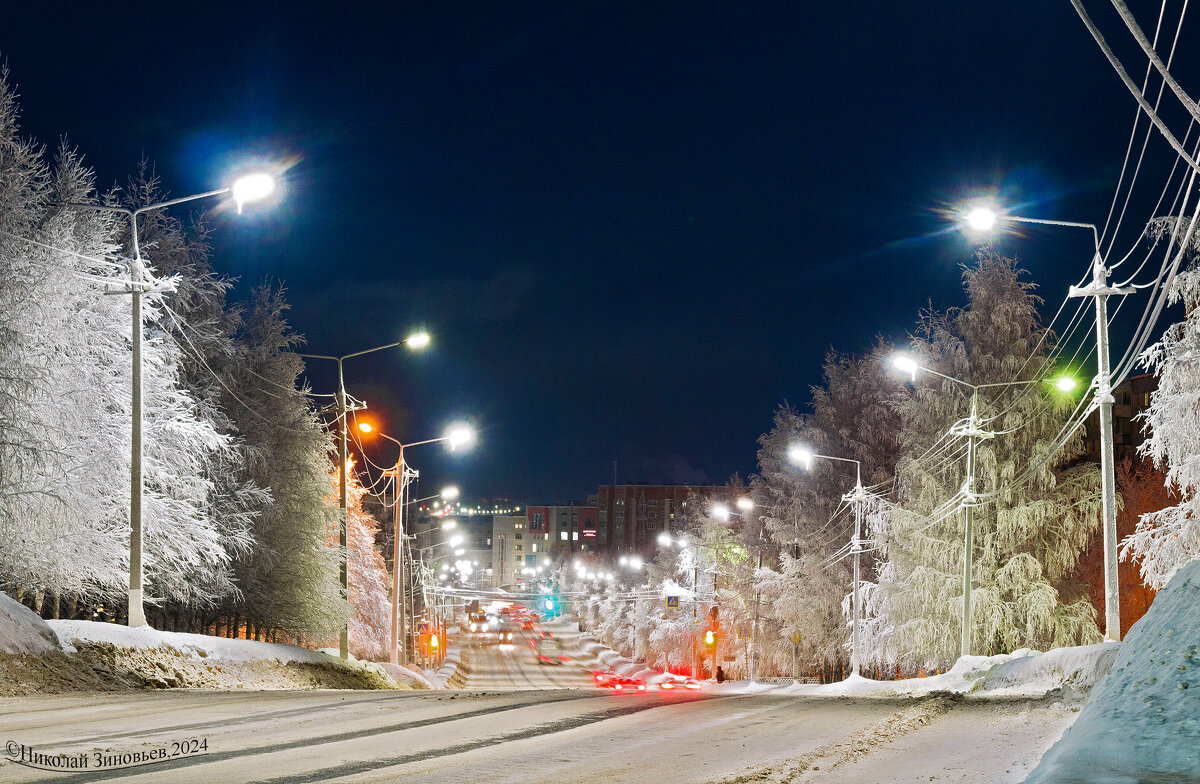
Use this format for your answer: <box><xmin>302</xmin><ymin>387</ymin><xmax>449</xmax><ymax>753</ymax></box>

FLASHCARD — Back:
<box><xmin>704</xmin><ymin>628</ymin><xmax>716</xmax><ymax>648</ymax></box>
<box><xmin>429</xmin><ymin>634</ymin><xmax>440</xmax><ymax>651</ymax></box>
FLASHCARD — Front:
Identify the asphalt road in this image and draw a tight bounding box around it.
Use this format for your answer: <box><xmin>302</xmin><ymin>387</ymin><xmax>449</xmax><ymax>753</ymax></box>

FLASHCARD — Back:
<box><xmin>0</xmin><ymin>620</ymin><xmax>1076</xmax><ymax>783</ymax></box>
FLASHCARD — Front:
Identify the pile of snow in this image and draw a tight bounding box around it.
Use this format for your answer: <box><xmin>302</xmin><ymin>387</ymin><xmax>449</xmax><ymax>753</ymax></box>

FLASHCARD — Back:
<box><xmin>0</xmin><ymin>593</ymin><xmax>60</xmax><ymax>655</ymax></box>
<box><xmin>706</xmin><ymin>643</ymin><xmax>1118</xmax><ymax>700</ymax></box>
<box><xmin>56</xmin><ymin>621</ymin><xmax>344</xmax><ymax>665</ymax></box>
<box><xmin>1025</xmin><ymin>560</ymin><xmax>1200</xmax><ymax>782</ymax></box>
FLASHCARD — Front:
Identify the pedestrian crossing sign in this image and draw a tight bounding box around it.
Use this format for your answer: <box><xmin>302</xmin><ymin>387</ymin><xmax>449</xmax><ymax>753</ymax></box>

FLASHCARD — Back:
<box><xmin>417</xmin><ymin>621</ymin><xmax>431</xmax><ymax>635</ymax></box>
<box><xmin>665</xmin><ymin>596</ymin><xmax>680</xmax><ymax>609</ymax></box>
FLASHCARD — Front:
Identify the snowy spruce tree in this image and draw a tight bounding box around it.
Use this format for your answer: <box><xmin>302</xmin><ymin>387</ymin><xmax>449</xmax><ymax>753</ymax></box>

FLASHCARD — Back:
<box><xmin>866</xmin><ymin>252</ymin><xmax>1102</xmax><ymax>669</ymax></box>
<box><xmin>217</xmin><ymin>284</ymin><xmax>342</xmax><ymax>640</ymax></box>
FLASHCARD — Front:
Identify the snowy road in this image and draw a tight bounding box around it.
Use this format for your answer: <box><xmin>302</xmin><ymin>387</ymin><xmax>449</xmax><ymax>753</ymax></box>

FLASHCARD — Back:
<box><xmin>0</xmin><ymin>689</ymin><xmax>1077</xmax><ymax>783</ymax></box>
<box><xmin>0</xmin><ymin>622</ymin><xmax>1079</xmax><ymax>783</ymax></box>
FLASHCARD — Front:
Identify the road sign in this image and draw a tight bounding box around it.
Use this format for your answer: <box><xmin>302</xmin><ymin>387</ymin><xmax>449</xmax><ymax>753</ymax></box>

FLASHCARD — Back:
<box><xmin>791</xmin><ymin>632</ymin><xmax>803</xmax><ymax>645</ymax></box>
<box><xmin>417</xmin><ymin>621</ymin><xmax>431</xmax><ymax>635</ymax></box>
<box><xmin>665</xmin><ymin>595</ymin><xmax>680</xmax><ymax>609</ymax></box>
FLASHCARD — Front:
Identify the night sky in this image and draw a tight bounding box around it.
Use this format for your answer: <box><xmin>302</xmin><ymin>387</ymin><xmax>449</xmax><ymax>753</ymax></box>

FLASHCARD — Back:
<box><xmin>4</xmin><ymin>2</ymin><xmax>1195</xmax><ymax>502</ymax></box>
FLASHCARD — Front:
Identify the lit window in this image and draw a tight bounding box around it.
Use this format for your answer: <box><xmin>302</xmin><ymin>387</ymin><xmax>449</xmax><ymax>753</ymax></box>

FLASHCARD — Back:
<box><xmin>532</xmin><ymin>543</ymin><xmax>538</xmax><ymax>553</ymax></box>
<box><xmin>560</xmin><ymin>531</ymin><xmax>568</xmax><ymax>541</ymax></box>
<box><xmin>572</xmin><ymin>532</ymin><xmax>578</xmax><ymax>540</ymax></box>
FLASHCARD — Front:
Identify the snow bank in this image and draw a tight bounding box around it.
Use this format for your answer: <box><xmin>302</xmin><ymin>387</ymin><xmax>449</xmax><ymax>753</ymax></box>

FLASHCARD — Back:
<box><xmin>1025</xmin><ymin>560</ymin><xmax>1200</xmax><ymax>783</ymax></box>
<box><xmin>709</xmin><ymin>643</ymin><xmax>1118</xmax><ymax>699</ymax></box>
<box><xmin>0</xmin><ymin>592</ymin><xmax>60</xmax><ymax>655</ymax></box>
<box><xmin>55</xmin><ymin>621</ymin><xmax>339</xmax><ymax>664</ymax></box>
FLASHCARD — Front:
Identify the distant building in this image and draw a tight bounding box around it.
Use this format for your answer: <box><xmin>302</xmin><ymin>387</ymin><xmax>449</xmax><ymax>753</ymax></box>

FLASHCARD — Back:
<box><xmin>1083</xmin><ymin>373</ymin><xmax>1157</xmax><ymax>462</ymax></box>
<box><xmin>491</xmin><ymin>514</ymin><xmax>528</xmax><ymax>589</ymax></box>
<box><xmin>595</xmin><ymin>484</ymin><xmax>730</xmax><ymax>553</ymax></box>
<box><xmin>525</xmin><ymin>503</ymin><xmax>601</xmax><ymax>559</ymax></box>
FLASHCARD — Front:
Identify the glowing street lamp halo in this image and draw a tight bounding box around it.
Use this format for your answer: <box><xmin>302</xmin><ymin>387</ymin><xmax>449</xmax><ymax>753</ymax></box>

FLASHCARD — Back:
<box><xmin>787</xmin><ymin>445</ymin><xmax>814</xmax><ymax>470</ymax></box>
<box><xmin>357</xmin><ymin>421</ymin><xmax>374</xmax><ymax>434</ymax></box>
<box><xmin>711</xmin><ymin>503</ymin><xmax>731</xmax><ymax>521</ymax></box>
<box><xmin>231</xmin><ymin>172</ymin><xmax>275</xmax><ymax>214</ymax></box>
<box><xmin>657</xmin><ymin>531</ymin><xmax>672</xmax><ymax>547</ymax></box>
<box><xmin>405</xmin><ymin>331</ymin><xmax>432</xmax><ymax>349</ymax></box>
<box><xmin>891</xmin><ymin>354</ymin><xmax>919</xmax><ymax>381</ymax></box>
<box><xmin>446</xmin><ymin>424</ymin><xmax>475</xmax><ymax>451</ymax></box>
<box><xmin>736</xmin><ymin>497</ymin><xmax>754</xmax><ymax>511</ymax></box>
<box><xmin>440</xmin><ymin>485</ymin><xmax>460</xmax><ymax>500</ymax></box>
<box><xmin>964</xmin><ymin>206</ymin><xmax>998</xmax><ymax>232</ymax></box>
<box><xmin>1054</xmin><ymin>375</ymin><xmax>1078</xmax><ymax>393</ymax></box>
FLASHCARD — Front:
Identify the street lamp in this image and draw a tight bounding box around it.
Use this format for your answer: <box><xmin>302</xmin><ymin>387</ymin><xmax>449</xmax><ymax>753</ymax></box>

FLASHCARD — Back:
<box><xmin>358</xmin><ymin>422</ymin><xmax>476</xmax><ymax>665</ymax></box>
<box><xmin>296</xmin><ymin>331</ymin><xmax>431</xmax><ymax>659</ymax></box>
<box><xmin>57</xmin><ymin>173</ymin><xmax>277</xmax><ymax>628</ymax></box>
<box><xmin>890</xmin><ymin>354</ymin><xmax>1074</xmax><ymax>658</ymax></box>
<box><xmin>789</xmin><ymin>445</ymin><xmax>871</xmax><ymax>676</ymax></box>
<box><xmin>961</xmin><ymin>205</ymin><xmax>1127</xmax><ymax>642</ymax></box>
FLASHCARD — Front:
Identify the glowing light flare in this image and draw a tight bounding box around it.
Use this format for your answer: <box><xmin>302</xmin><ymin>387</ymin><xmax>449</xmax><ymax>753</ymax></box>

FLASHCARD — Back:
<box><xmin>736</xmin><ymin>497</ymin><xmax>754</xmax><ymax>511</ymax></box>
<box><xmin>711</xmin><ymin>503</ymin><xmax>730</xmax><ymax>521</ymax></box>
<box><xmin>231</xmin><ymin>173</ymin><xmax>275</xmax><ymax>214</ymax></box>
<box><xmin>1055</xmin><ymin>376</ymin><xmax>1078</xmax><ymax>393</ymax></box>
<box><xmin>964</xmin><ymin>207</ymin><xmax>998</xmax><ymax>232</ymax></box>
<box><xmin>892</xmin><ymin>354</ymin><xmax>919</xmax><ymax>382</ymax></box>
<box><xmin>787</xmin><ymin>445</ymin><xmax>814</xmax><ymax>470</ymax></box>
<box><xmin>357</xmin><ymin>422</ymin><xmax>374</xmax><ymax>433</ymax></box>
<box><xmin>405</xmin><ymin>331</ymin><xmax>431</xmax><ymax>349</ymax></box>
<box><xmin>446</xmin><ymin>425</ymin><xmax>475</xmax><ymax>451</ymax></box>
<box><xmin>441</xmin><ymin>485</ymin><xmax>460</xmax><ymax>500</ymax></box>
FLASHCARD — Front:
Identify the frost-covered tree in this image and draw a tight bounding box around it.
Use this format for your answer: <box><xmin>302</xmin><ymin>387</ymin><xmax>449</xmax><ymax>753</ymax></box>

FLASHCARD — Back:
<box><xmin>214</xmin><ymin>284</ymin><xmax>342</xmax><ymax>639</ymax></box>
<box><xmin>866</xmin><ymin>252</ymin><xmax>1102</xmax><ymax>669</ymax></box>
<box><xmin>751</xmin><ymin>341</ymin><xmax>901</xmax><ymax>676</ymax></box>
<box><xmin>1127</xmin><ymin>219</ymin><xmax>1200</xmax><ymax>588</ymax></box>
<box><xmin>0</xmin><ymin>70</ymin><xmax>249</xmax><ymax>614</ymax></box>
<box><xmin>322</xmin><ymin>460</ymin><xmax>390</xmax><ymax>659</ymax></box>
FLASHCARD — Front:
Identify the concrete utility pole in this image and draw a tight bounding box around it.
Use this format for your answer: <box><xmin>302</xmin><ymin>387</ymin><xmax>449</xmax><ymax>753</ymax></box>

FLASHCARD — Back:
<box><xmin>58</xmin><ymin>177</ymin><xmax>275</xmax><ymax>628</ymax></box>
<box><xmin>1070</xmin><ymin>254</ymin><xmax>1132</xmax><ymax>642</ymax></box>
<box><xmin>951</xmin><ymin>389</ymin><xmax>994</xmax><ymax>659</ymax></box>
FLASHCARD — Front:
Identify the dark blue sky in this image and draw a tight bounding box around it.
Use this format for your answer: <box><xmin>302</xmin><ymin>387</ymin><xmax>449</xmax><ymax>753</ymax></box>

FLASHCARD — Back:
<box><xmin>4</xmin><ymin>2</ymin><xmax>1194</xmax><ymax>501</ymax></box>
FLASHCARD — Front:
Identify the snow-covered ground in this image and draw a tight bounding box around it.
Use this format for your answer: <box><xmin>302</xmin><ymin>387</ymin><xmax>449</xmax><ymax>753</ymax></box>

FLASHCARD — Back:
<box><xmin>1025</xmin><ymin>559</ymin><xmax>1200</xmax><ymax>783</ymax></box>
<box><xmin>0</xmin><ymin>592</ymin><xmax>405</xmax><ymax>693</ymax></box>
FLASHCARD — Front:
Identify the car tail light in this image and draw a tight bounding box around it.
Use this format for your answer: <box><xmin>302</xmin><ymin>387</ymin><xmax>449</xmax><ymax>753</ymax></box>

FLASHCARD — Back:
<box><xmin>686</xmin><ymin>683</ymin><xmax>700</xmax><ymax>690</ymax></box>
<box><xmin>615</xmin><ymin>684</ymin><xmax>623</xmax><ymax>690</ymax></box>
<box><xmin>560</xmin><ymin>656</ymin><xmax>570</xmax><ymax>662</ymax></box>
<box><xmin>660</xmin><ymin>682</ymin><xmax>675</xmax><ymax>690</ymax></box>
<box><xmin>637</xmin><ymin>685</ymin><xmax>645</xmax><ymax>691</ymax></box>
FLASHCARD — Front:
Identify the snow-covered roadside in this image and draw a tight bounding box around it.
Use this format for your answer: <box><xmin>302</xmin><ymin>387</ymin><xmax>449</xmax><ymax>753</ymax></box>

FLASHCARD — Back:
<box><xmin>0</xmin><ymin>593</ymin><xmax>407</xmax><ymax>694</ymax></box>
<box><xmin>1024</xmin><ymin>560</ymin><xmax>1200</xmax><ymax>782</ymax></box>
<box><xmin>572</xmin><ymin>609</ymin><xmax>1117</xmax><ymax>701</ymax></box>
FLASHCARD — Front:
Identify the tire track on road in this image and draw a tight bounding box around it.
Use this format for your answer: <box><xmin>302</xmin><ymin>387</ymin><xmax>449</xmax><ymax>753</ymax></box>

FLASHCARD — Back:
<box><xmin>21</xmin><ymin>692</ymin><xmax>599</xmax><ymax>784</ymax></box>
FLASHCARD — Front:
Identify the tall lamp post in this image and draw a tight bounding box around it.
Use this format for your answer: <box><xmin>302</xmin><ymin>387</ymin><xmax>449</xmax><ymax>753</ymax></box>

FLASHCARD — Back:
<box><xmin>58</xmin><ymin>173</ymin><xmax>277</xmax><ymax>628</ymax></box>
<box><xmin>711</xmin><ymin>498</ymin><xmax>759</xmax><ymax>680</ymax></box>
<box><xmin>296</xmin><ymin>332</ymin><xmax>431</xmax><ymax>659</ymax></box>
<box><xmin>892</xmin><ymin>354</ymin><xmax>1076</xmax><ymax>658</ymax></box>
<box><xmin>965</xmin><ymin>206</ymin><xmax>1129</xmax><ymax>642</ymax></box>
<box><xmin>787</xmin><ymin>447</ymin><xmax>872</xmax><ymax>676</ymax></box>
<box><xmin>357</xmin><ymin>421</ymin><xmax>473</xmax><ymax>666</ymax></box>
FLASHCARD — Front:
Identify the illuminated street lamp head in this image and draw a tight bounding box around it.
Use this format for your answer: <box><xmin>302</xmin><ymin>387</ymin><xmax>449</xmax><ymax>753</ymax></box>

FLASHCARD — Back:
<box><xmin>711</xmin><ymin>503</ymin><xmax>731</xmax><ymax>521</ymax></box>
<box><xmin>1055</xmin><ymin>376</ymin><xmax>1078</xmax><ymax>393</ymax></box>
<box><xmin>892</xmin><ymin>354</ymin><xmax>919</xmax><ymax>381</ymax></box>
<box><xmin>454</xmin><ymin>548</ymin><xmax>465</xmax><ymax>556</ymax></box>
<box><xmin>440</xmin><ymin>519</ymin><xmax>457</xmax><ymax>530</ymax></box>
<box><xmin>440</xmin><ymin>485</ymin><xmax>460</xmax><ymax>500</ymax></box>
<box><xmin>657</xmin><ymin>531</ymin><xmax>672</xmax><ymax>547</ymax></box>
<box><xmin>446</xmin><ymin>425</ymin><xmax>475</xmax><ymax>451</ymax></box>
<box><xmin>357</xmin><ymin>422</ymin><xmax>373</xmax><ymax>434</ymax></box>
<box><xmin>629</xmin><ymin>556</ymin><xmax>643</xmax><ymax>569</ymax></box>
<box><xmin>448</xmin><ymin>535</ymin><xmax>463</xmax><ymax>547</ymax></box>
<box><xmin>405</xmin><ymin>331</ymin><xmax>432</xmax><ymax>350</ymax></box>
<box><xmin>965</xmin><ymin>207</ymin><xmax>997</xmax><ymax>232</ymax></box>
<box><xmin>788</xmin><ymin>445</ymin><xmax>814</xmax><ymax>470</ymax></box>
<box><xmin>736</xmin><ymin>497</ymin><xmax>754</xmax><ymax>511</ymax></box>
<box><xmin>231</xmin><ymin>173</ymin><xmax>275</xmax><ymax>214</ymax></box>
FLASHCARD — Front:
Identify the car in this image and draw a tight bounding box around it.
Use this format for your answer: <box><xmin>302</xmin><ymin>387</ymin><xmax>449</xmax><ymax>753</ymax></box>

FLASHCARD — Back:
<box><xmin>497</xmin><ymin>624</ymin><xmax>518</xmax><ymax>647</ymax></box>
<box><xmin>592</xmin><ymin>671</ymin><xmax>617</xmax><ymax>688</ymax></box>
<box><xmin>608</xmin><ymin>676</ymin><xmax>646</xmax><ymax>693</ymax></box>
<box><xmin>534</xmin><ymin>637</ymin><xmax>570</xmax><ymax>665</ymax></box>
<box><xmin>657</xmin><ymin>673</ymin><xmax>702</xmax><ymax>691</ymax></box>
<box><xmin>466</xmin><ymin>610</ymin><xmax>489</xmax><ymax>633</ymax></box>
